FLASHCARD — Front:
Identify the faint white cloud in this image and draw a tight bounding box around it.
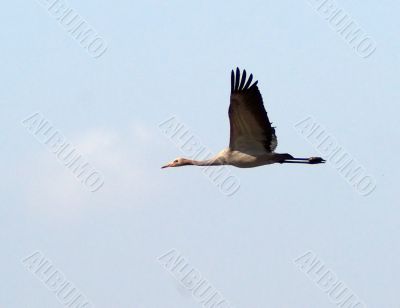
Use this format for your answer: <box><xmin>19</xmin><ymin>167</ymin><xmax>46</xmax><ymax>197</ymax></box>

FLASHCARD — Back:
<box><xmin>22</xmin><ymin>123</ymin><xmax>167</xmax><ymax>221</ymax></box>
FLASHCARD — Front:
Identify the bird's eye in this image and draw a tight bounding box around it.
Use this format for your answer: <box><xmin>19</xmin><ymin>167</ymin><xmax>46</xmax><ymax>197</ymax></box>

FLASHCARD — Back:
<box><xmin>174</xmin><ymin>160</ymin><xmax>178</xmax><ymax>163</ymax></box>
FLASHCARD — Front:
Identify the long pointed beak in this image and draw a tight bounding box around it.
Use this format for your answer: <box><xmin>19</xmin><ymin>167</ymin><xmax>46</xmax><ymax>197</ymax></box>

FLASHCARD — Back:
<box><xmin>161</xmin><ymin>164</ymin><xmax>171</xmax><ymax>169</ymax></box>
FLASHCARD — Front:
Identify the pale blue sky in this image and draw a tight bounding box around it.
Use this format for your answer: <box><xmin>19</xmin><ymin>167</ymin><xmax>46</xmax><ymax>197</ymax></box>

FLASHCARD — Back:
<box><xmin>1</xmin><ymin>0</ymin><xmax>399</xmax><ymax>307</ymax></box>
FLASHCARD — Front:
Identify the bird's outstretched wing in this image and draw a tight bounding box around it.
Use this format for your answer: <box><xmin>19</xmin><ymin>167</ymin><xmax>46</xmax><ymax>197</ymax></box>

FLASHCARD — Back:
<box><xmin>228</xmin><ymin>68</ymin><xmax>277</xmax><ymax>155</ymax></box>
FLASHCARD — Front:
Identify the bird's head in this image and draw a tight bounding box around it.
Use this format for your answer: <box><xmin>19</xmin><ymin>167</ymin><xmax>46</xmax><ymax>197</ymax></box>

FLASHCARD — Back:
<box><xmin>161</xmin><ymin>158</ymin><xmax>191</xmax><ymax>169</ymax></box>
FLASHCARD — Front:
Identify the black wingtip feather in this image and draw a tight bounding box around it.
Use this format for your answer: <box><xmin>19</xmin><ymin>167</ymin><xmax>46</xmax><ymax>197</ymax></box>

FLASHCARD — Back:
<box><xmin>249</xmin><ymin>80</ymin><xmax>258</xmax><ymax>89</ymax></box>
<box><xmin>235</xmin><ymin>68</ymin><xmax>240</xmax><ymax>91</ymax></box>
<box><xmin>243</xmin><ymin>74</ymin><xmax>253</xmax><ymax>90</ymax></box>
<box><xmin>231</xmin><ymin>70</ymin><xmax>235</xmax><ymax>93</ymax></box>
<box><xmin>239</xmin><ymin>70</ymin><xmax>246</xmax><ymax>91</ymax></box>
<box><xmin>231</xmin><ymin>68</ymin><xmax>259</xmax><ymax>93</ymax></box>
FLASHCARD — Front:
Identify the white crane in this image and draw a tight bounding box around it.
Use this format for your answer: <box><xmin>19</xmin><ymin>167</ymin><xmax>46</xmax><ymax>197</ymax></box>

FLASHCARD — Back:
<box><xmin>162</xmin><ymin>68</ymin><xmax>325</xmax><ymax>169</ymax></box>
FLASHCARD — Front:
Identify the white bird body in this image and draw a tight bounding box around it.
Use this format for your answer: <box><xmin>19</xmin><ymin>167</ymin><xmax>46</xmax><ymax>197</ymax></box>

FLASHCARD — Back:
<box><xmin>162</xmin><ymin>68</ymin><xmax>325</xmax><ymax>169</ymax></box>
<box><xmin>211</xmin><ymin>149</ymin><xmax>278</xmax><ymax>168</ymax></box>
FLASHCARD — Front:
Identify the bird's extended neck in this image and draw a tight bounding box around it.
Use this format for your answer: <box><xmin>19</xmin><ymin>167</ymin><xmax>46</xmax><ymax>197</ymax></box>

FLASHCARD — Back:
<box><xmin>190</xmin><ymin>157</ymin><xmax>225</xmax><ymax>166</ymax></box>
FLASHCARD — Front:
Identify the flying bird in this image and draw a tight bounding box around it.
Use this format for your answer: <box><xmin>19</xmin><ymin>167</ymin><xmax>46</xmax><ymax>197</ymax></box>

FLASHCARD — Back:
<box><xmin>162</xmin><ymin>68</ymin><xmax>325</xmax><ymax>169</ymax></box>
